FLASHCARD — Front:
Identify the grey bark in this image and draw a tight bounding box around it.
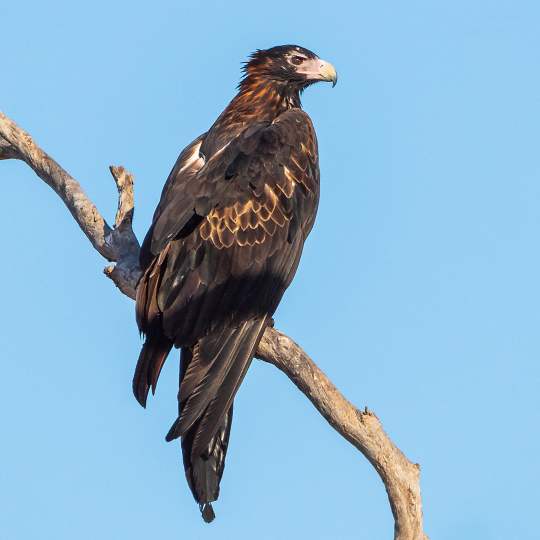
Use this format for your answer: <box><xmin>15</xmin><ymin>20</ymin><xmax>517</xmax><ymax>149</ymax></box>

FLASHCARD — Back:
<box><xmin>0</xmin><ymin>110</ymin><xmax>428</xmax><ymax>540</ymax></box>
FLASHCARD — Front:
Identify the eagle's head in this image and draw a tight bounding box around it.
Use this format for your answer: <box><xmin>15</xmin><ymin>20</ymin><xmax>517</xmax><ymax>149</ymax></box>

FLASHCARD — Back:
<box><xmin>242</xmin><ymin>45</ymin><xmax>337</xmax><ymax>89</ymax></box>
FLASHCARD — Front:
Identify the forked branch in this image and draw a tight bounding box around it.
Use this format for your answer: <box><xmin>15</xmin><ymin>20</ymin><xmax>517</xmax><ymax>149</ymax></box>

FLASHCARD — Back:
<box><xmin>0</xmin><ymin>111</ymin><xmax>428</xmax><ymax>540</ymax></box>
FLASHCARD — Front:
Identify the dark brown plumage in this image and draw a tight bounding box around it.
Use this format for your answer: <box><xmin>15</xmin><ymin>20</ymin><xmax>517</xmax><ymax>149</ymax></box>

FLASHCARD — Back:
<box><xmin>134</xmin><ymin>44</ymin><xmax>336</xmax><ymax>522</ymax></box>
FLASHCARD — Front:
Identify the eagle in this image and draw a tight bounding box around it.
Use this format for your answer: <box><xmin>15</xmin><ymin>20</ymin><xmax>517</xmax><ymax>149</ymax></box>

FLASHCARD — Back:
<box><xmin>134</xmin><ymin>44</ymin><xmax>336</xmax><ymax>522</ymax></box>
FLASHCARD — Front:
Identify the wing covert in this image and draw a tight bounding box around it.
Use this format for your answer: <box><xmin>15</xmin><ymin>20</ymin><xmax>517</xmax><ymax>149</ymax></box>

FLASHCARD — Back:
<box><xmin>140</xmin><ymin>133</ymin><xmax>206</xmax><ymax>270</ymax></box>
<box><xmin>196</xmin><ymin>109</ymin><xmax>319</xmax><ymax>252</ymax></box>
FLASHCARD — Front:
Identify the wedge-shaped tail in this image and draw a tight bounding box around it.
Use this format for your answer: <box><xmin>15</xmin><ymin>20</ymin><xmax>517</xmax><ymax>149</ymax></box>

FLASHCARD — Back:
<box><xmin>134</xmin><ymin>315</ymin><xmax>269</xmax><ymax>521</ymax></box>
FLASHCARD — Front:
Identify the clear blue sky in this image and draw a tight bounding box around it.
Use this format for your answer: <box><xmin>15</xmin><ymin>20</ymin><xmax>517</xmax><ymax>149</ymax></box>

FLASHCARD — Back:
<box><xmin>2</xmin><ymin>1</ymin><xmax>539</xmax><ymax>539</ymax></box>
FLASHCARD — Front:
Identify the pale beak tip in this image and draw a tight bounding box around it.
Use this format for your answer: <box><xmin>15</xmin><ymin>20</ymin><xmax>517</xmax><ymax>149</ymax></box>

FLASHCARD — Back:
<box><xmin>318</xmin><ymin>59</ymin><xmax>338</xmax><ymax>87</ymax></box>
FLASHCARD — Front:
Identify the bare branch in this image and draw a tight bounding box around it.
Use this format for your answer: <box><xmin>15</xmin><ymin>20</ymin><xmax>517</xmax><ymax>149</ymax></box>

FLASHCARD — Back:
<box><xmin>257</xmin><ymin>329</ymin><xmax>428</xmax><ymax>540</ymax></box>
<box><xmin>110</xmin><ymin>165</ymin><xmax>135</xmax><ymax>230</ymax></box>
<box><xmin>0</xmin><ymin>110</ymin><xmax>428</xmax><ymax>539</ymax></box>
<box><xmin>0</xmin><ymin>111</ymin><xmax>114</xmax><ymax>256</ymax></box>
<box><xmin>103</xmin><ymin>165</ymin><xmax>141</xmax><ymax>298</ymax></box>
<box><xmin>0</xmin><ymin>111</ymin><xmax>141</xmax><ymax>295</ymax></box>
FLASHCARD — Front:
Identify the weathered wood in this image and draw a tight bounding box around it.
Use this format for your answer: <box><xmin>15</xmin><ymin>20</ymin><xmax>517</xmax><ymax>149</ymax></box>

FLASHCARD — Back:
<box><xmin>257</xmin><ymin>329</ymin><xmax>428</xmax><ymax>540</ymax></box>
<box><xmin>0</xmin><ymin>110</ymin><xmax>428</xmax><ymax>539</ymax></box>
<box><xmin>0</xmin><ymin>112</ymin><xmax>140</xmax><ymax>295</ymax></box>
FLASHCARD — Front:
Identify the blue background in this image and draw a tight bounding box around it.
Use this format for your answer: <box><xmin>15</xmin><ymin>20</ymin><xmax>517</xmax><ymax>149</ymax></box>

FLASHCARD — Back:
<box><xmin>2</xmin><ymin>1</ymin><xmax>539</xmax><ymax>539</ymax></box>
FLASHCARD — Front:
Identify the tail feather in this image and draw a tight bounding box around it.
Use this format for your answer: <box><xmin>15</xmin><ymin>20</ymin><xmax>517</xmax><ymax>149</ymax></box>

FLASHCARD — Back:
<box><xmin>166</xmin><ymin>316</ymin><xmax>268</xmax><ymax>444</ymax></box>
<box><xmin>191</xmin><ymin>320</ymin><xmax>266</xmax><ymax>456</ymax></box>
<box><xmin>179</xmin><ymin>327</ymin><xmax>244</xmax><ymax>424</ymax></box>
<box><xmin>133</xmin><ymin>335</ymin><xmax>173</xmax><ymax>407</ymax></box>
<box><xmin>182</xmin><ymin>404</ymin><xmax>234</xmax><ymax>523</ymax></box>
<box><xmin>171</xmin><ymin>316</ymin><xmax>269</xmax><ymax>522</ymax></box>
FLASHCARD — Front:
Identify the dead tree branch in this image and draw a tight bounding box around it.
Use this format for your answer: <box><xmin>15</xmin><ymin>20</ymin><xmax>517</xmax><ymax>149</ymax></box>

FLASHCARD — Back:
<box><xmin>257</xmin><ymin>330</ymin><xmax>428</xmax><ymax>540</ymax></box>
<box><xmin>0</xmin><ymin>110</ymin><xmax>428</xmax><ymax>540</ymax></box>
<box><xmin>0</xmin><ymin>112</ymin><xmax>140</xmax><ymax>297</ymax></box>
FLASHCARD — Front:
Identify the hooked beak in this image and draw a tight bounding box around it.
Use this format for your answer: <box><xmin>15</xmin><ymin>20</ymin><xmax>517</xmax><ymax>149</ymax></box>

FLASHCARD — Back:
<box><xmin>297</xmin><ymin>57</ymin><xmax>338</xmax><ymax>87</ymax></box>
<box><xmin>317</xmin><ymin>59</ymin><xmax>338</xmax><ymax>87</ymax></box>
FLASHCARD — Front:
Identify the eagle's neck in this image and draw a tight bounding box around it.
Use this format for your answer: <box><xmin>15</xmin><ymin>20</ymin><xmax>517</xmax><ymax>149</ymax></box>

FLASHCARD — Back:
<box><xmin>234</xmin><ymin>77</ymin><xmax>302</xmax><ymax>116</ymax></box>
<box><xmin>201</xmin><ymin>78</ymin><xmax>300</xmax><ymax>157</ymax></box>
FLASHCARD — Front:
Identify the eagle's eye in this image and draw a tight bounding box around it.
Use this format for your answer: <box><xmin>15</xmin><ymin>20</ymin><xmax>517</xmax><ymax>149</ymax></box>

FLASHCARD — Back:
<box><xmin>290</xmin><ymin>55</ymin><xmax>305</xmax><ymax>66</ymax></box>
